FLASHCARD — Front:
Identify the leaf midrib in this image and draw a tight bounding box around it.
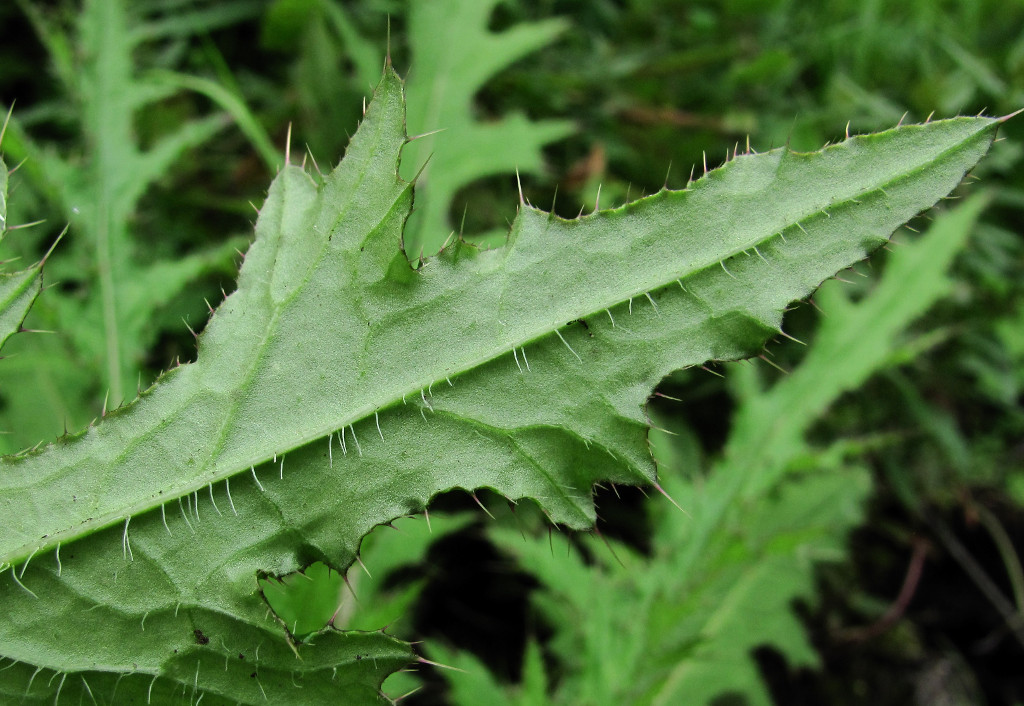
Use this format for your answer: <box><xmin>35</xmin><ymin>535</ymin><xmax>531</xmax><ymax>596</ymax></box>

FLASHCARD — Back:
<box><xmin>0</xmin><ymin>120</ymin><xmax>989</xmax><ymax>569</ymax></box>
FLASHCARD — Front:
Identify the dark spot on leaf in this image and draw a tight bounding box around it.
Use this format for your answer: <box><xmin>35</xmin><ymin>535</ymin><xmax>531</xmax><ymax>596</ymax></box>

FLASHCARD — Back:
<box><xmin>194</xmin><ymin>629</ymin><xmax>209</xmax><ymax>645</ymax></box>
<box><xmin>250</xmin><ymin>672</ymin><xmax>257</xmax><ymax>678</ymax></box>
<box><xmin>239</xmin><ymin>654</ymin><xmax>245</xmax><ymax>660</ymax></box>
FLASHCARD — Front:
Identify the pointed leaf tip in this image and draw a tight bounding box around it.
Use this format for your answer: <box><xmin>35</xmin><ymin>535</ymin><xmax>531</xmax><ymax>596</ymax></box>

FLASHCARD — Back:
<box><xmin>999</xmin><ymin>108</ymin><xmax>1024</xmax><ymax>122</ymax></box>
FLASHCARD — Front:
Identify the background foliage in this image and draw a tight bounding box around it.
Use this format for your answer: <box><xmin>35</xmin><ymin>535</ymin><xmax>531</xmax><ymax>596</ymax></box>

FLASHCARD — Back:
<box><xmin>1</xmin><ymin>1</ymin><xmax>1022</xmax><ymax>704</ymax></box>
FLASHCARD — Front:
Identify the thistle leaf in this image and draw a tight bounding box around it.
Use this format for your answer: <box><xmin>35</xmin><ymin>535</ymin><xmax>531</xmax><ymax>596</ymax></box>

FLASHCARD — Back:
<box><xmin>0</xmin><ymin>66</ymin><xmax>1003</xmax><ymax>704</ymax></box>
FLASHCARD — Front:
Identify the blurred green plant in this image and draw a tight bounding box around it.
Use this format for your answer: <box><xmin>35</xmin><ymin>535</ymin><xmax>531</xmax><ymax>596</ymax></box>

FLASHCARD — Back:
<box><xmin>0</xmin><ymin>117</ymin><xmax>51</xmax><ymax>351</ymax></box>
<box><xmin>0</xmin><ymin>0</ymin><xmax>274</xmax><ymax>451</ymax></box>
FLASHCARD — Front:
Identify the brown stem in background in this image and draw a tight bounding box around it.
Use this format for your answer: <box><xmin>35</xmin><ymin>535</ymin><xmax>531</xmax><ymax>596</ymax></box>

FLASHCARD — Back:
<box><xmin>615</xmin><ymin>105</ymin><xmax>726</xmax><ymax>132</ymax></box>
<box><xmin>838</xmin><ymin>535</ymin><xmax>930</xmax><ymax>643</ymax></box>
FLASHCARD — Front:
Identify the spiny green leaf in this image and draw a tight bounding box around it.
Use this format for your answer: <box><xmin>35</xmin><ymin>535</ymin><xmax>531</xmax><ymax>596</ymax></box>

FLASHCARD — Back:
<box><xmin>0</xmin><ymin>155</ymin><xmax>46</xmax><ymax>355</ymax></box>
<box><xmin>0</xmin><ymin>264</ymin><xmax>43</xmax><ymax>355</ymax></box>
<box><xmin>0</xmin><ymin>63</ymin><xmax>1004</xmax><ymax>704</ymax></box>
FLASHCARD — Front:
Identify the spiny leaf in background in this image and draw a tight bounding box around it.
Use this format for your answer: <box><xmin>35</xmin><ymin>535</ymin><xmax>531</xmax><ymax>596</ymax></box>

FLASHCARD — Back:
<box><xmin>425</xmin><ymin>196</ymin><xmax>989</xmax><ymax>706</ymax></box>
<box><xmin>0</xmin><ymin>115</ymin><xmax>60</xmax><ymax>358</ymax></box>
<box><xmin>399</xmin><ymin>0</ymin><xmax>574</xmax><ymax>260</ymax></box>
<box><xmin>429</xmin><ymin>469</ymin><xmax>869</xmax><ymax>706</ymax></box>
<box><xmin>0</xmin><ymin>154</ymin><xmax>41</xmax><ymax>352</ymax></box>
<box><xmin>0</xmin><ymin>58</ymin><xmax>1006</xmax><ymax>705</ymax></box>
<box><xmin>0</xmin><ymin>0</ymin><xmax>274</xmax><ymax>451</ymax></box>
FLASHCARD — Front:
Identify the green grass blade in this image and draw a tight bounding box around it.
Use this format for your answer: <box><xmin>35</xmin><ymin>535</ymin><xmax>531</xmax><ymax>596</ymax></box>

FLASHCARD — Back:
<box><xmin>147</xmin><ymin>70</ymin><xmax>281</xmax><ymax>173</ymax></box>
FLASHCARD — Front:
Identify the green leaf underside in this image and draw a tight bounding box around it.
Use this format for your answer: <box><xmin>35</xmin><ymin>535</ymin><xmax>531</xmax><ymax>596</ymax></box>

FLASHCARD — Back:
<box><xmin>0</xmin><ymin>66</ymin><xmax>1000</xmax><ymax>703</ymax></box>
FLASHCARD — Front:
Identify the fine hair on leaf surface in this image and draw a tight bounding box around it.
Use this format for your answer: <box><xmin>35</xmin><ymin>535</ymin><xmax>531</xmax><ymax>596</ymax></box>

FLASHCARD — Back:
<box><xmin>0</xmin><ymin>54</ymin><xmax>1008</xmax><ymax>705</ymax></box>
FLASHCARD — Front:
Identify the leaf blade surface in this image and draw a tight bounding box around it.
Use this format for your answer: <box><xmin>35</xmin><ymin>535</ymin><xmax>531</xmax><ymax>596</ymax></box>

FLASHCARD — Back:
<box><xmin>0</xmin><ymin>68</ymin><xmax>1004</xmax><ymax>703</ymax></box>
